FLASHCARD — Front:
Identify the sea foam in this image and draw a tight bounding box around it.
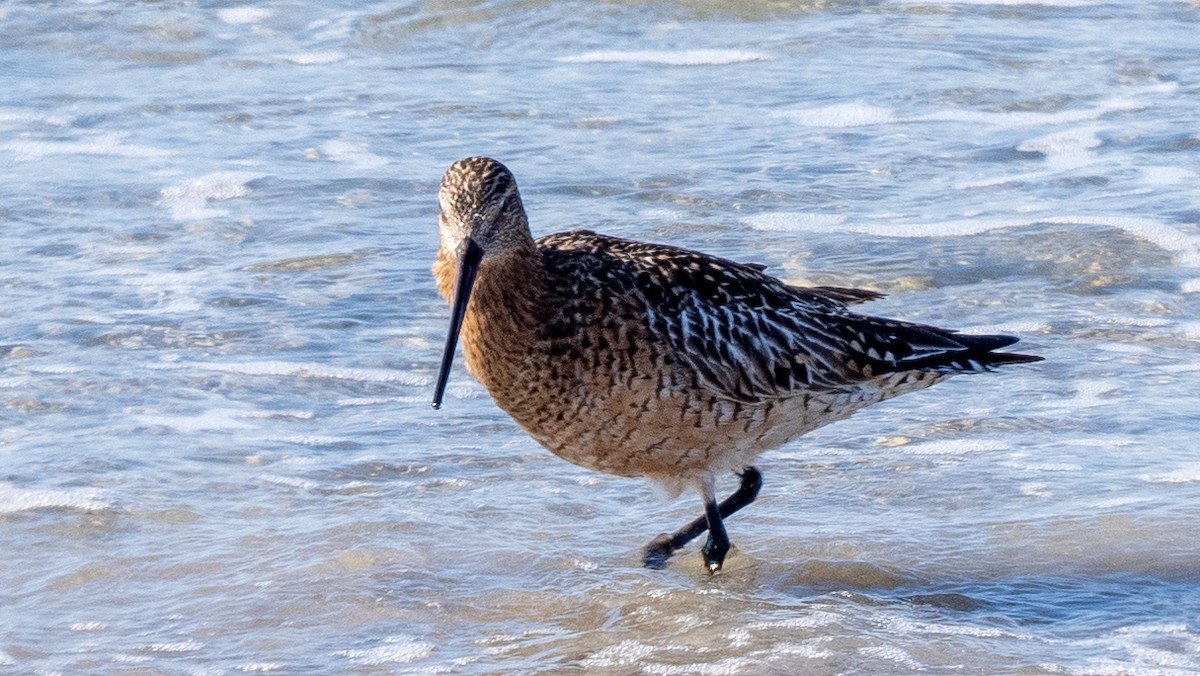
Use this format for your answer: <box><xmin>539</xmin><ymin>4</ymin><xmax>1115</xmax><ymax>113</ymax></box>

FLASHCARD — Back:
<box><xmin>0</xmin><ymin>484</ymin><xmax>109</xmax><ymax>514</ymax></box>
<box><xmin>558</xmin><ymin>49</ymin><xmax>769</xmax><ymax>66</ymax></box>
<box><xmin>743</xmin><ymin>213</ymin><xmax>1200</xmax><ymax>268</ymax></box>
<box><xmin>158</xmin><ymin>171</ymin><xmax>265</xmax><ymax>220</ymax></box>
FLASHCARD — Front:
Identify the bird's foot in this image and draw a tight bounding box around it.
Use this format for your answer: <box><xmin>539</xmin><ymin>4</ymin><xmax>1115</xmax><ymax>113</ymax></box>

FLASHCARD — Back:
<box><xmin>641</xmin><ymin>466</ymin><xmax>763</xmax><ymax>573</ymax></box>
<box><xmin>701</xmin><ymin>533</ymin><xmax>730</xmax><ymax>574</ymax></box>
<box><xmin>642</xmin><ymin>534</ymin><xmax>676</xmax><ymax>570</ymax></box>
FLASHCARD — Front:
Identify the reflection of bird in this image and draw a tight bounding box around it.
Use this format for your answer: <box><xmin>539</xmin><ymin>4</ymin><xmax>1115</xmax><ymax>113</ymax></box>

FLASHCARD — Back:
<box><xmin>432</xmin><ymin>156</ymin><xmax>1041</xmax><ymax>573</ymax></box>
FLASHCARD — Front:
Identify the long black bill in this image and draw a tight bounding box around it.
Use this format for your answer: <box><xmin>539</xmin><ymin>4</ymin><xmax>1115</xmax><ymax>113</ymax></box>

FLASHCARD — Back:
<box><xmin>432</xmin><ymin>238</ymin><xmax>483</xmax><ymax>409</ymax></box>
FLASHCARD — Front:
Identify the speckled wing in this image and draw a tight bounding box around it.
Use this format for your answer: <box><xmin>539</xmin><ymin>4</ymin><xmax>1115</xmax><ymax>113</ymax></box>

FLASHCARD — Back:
<box><xmin>538</xmin><ymin>230</ymin><xmax>1038</xmax><ymax>406</ymax></box>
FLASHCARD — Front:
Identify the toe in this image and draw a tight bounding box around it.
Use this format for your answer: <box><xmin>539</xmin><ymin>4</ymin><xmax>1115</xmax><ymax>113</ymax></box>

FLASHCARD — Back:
<box><xmin>701</xmin><ymin>537</ymin><xmax>729</xmax><ymax>574</ymax></box>
<box><xmin>642</xmin><ymin>534</ymin><xmax>674</xmax><ymax>569</ymax></box>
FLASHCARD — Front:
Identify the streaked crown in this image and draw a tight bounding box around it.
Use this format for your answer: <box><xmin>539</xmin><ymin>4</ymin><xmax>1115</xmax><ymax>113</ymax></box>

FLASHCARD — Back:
<box><xmin>438</xmin><ymin>157</ymin><xmax>531</xmax><ymax>257</ymax></box>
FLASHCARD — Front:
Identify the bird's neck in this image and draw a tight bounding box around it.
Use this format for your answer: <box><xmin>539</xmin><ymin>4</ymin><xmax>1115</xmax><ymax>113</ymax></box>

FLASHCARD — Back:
<box><xmin>441</xmin><ymin>246</ymin><xmax>546</xmax><ymax>388</ymax></box>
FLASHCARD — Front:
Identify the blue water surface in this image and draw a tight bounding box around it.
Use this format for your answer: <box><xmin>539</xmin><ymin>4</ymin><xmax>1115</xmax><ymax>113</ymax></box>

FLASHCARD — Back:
<box><xmin>2</xmin><ymin>0</ymin><xmax>1200</xmax><ymax>672</ymax></box>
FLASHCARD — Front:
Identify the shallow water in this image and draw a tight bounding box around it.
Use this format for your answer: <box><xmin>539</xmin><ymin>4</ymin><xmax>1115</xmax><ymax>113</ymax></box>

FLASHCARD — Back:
<box><xmin>3</xmin><ymin>0</ymin><xmax>1200</xmax><ymax>673</ymax></box>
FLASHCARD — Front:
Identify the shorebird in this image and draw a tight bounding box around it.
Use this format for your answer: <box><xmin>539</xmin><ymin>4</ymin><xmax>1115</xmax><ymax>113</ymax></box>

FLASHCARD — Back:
<box><xmin>431</xmin><ymin>156</ymin><xmax>1041</xmax><ymax>573</ymax></box>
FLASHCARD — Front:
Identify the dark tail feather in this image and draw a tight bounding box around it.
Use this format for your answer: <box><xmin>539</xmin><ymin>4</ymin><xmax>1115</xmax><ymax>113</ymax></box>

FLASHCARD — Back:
<box><xmin>955</xmin><ymin>332</ymin><xmax>1042</xmax><ymax>367</ymax></box>
<box><xmin>974</xmin><ymin>349</ymin><xmax>1043</xmax><ymax>367</ymax></box>
<box><xmin>881</xmin><ymin>331</ymin><xmax>1043</xmax><ymax>373</ymax></box>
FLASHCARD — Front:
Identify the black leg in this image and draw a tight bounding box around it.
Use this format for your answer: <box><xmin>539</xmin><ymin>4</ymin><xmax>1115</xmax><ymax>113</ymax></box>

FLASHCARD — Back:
<box><xmin>701</xmin><ymin>497</ymin><xmax>729</xmax><ymax>573</ymax></box>
<box><xmin>642</xmin><ymin>466</ymin><xmax>763</xmax><ymax>571</ymax></box>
